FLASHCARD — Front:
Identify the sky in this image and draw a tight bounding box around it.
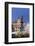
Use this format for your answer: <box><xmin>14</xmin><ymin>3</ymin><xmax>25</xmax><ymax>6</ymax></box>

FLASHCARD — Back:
<box><xmin>12</xmin><ymin>8</ymin><xmax>29</xmax><ymax>23</ymax></box>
